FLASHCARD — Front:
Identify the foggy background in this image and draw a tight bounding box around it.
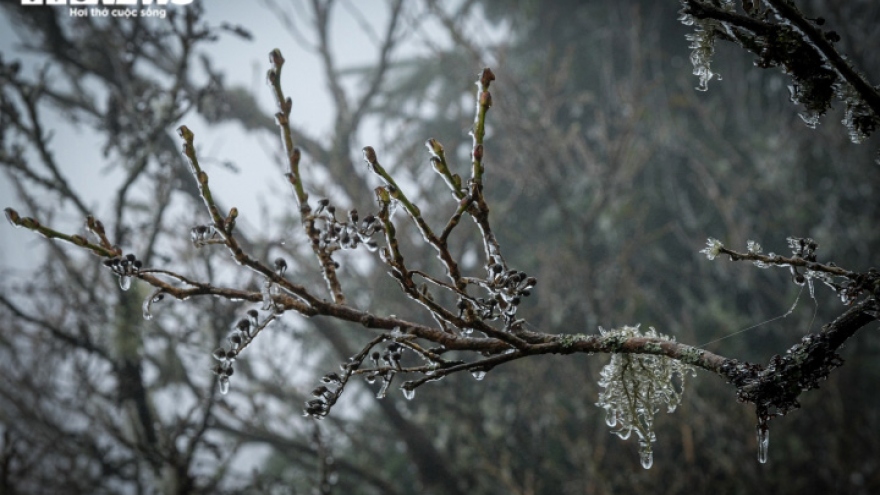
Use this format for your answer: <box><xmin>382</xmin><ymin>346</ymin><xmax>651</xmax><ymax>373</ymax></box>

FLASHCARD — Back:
<box><xmin>1</xmin><ymin>1</ymin><xmax>879</xmax><ymax>494</ymax></box>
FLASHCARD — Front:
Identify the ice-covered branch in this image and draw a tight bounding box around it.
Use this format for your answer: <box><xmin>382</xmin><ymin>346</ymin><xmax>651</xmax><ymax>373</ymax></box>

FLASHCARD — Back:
<box><xmin>679</xmin><ymin>0</ymin><xmax>880</xmax><ymax>141</ymax></box>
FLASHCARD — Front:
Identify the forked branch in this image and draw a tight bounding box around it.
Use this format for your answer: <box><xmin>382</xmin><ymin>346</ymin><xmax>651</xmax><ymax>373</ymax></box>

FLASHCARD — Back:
<box><xmin>4</xmin><ymin>47</ymin><xmax>877</xmax><ymax>470</ymax></box>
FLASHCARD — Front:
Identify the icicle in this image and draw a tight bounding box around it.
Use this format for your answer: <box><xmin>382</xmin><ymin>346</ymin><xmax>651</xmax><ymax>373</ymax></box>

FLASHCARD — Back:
<box><xmin>471</xmin><ymin>370</ymin><xmax>487</xmax><ymax>381</ymax></box>
<box><xmin>614</xmin><ymin>428</ymin><xmax>632</xmax><ymax>441</ymax></box>
<box><xmin>261</xmin><ymin>282</ymin><xmax>273</xmax><ymax>310</ymax></box>
<box><xmin>376</xmin><ymin>377</ymin><xmax>391</xmax><ymax>399</ymax></box>
<box><xmin>387</xmin><ymin>199</ymin><xmax>399</xmax><ymax>219</ymax></box>
<box><xmin>605</xmin><ymin>408</ymin><xmax>617</xmax><ymax>427</ymax></box>
<box><xmin>118</xmin><ymin>275</ymin><xmax>131</xmax><ymax>291</ymax></box>
<box><xmin>142</xmin><ymin>296</ymin><xmax>153</xmax><ymax>320</ymax></box>
<box><xmin>218</xmin><ymin>376</ymin><xmax>230</xmax><ymax>395</ymax></box>
<box><xmin>757</xmin><ymin>425</ymin><xmax>769</xmax><ymax>464</ymax></box>
<box><xmin>142</xmin><ymin>290</ymin><xmax>164</xmax><ymax>320</ymax></box>
<box><xmin>402</xmin><ymin>387</ymin><xmax>415</xmax><ymax>400</ymax></box>
<box><xmin>799</xmin><ymin>111</ymin><xmax>820</xmax><ymax>129</ymax></box>
<box><xmin>639</xmin><ymin>438</ymin><xmax>654</xmax><ymax>469</ymax></box>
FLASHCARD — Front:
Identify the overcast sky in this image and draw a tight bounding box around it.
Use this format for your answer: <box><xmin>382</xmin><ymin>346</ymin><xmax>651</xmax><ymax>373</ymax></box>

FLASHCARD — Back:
<box><xmin>0</xmin><ymin>0</ymin><xmax>438</xmax><ymax>273</ymax></box>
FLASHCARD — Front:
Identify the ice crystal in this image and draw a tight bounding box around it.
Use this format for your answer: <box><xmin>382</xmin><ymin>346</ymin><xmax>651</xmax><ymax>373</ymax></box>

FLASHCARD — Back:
<box><xmin>686</xmin><ymin>27</ymin><xmax>720</xmax><ymax>91</ymax></box>
<box><xmin>596</xmin><ymin>325</ymin><xmax>694</xmax><ymax>469</ymax></box>
<box><xmin>401</xmin><ymin>386</ymin><xmax>415</xmax><ymax>400</ymax></box>
<box><xmin>471</xmin><ymin>370</ymin><xmax>487</xmax><ymax>381</ymax></box>
<box><xmin>699</xmin><ymin>238</ymin><xmax>724</xmax><ymax>260</ymax></box>
<box><xmin>218</xmin><ymin>376</ymin><xmax>230</xmax><ymax>395</ymax></box>
<box><xmin>757</xmin><ymin>424</ymin><xmax>769</xmax><ymax>464</ymax></box>
<box><xmin>840</xmin><ymin>84</ymin><xmax>877</xmax><ymax>143</ymax></box>
<box><xmin>746</xmin><ymin>240</ymin><xmax>762</xmax><ymax>255</ymax></box>
<box><xmin>142</xmin><ymin>289</ymin><xmax>164</xmax><ymax>321</ymax></box>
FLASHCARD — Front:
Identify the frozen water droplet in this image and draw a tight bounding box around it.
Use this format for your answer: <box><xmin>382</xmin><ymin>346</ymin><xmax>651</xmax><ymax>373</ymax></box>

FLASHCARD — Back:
<box><xmin>388</xmin><ymin>199</ymin><xmax>399</xmax><ymax>219</ymax></box>
<box><xmin>142</xmin><ymin>289</ymin><xmax>163</xmax><ymax>321</ymax></box>
<box><xmin>757</xmin><ymin>426</ymin><xmax>769</xmax><ymax>464</ymax></box>
<box><xmin>402</xmin><ymin>387</ymin><xmax>415</xmax><ymax>400</ymax></box>
<box><xmin>799</xmin><ymin>111</ymin><xmax>820</xmax><ymax>129</ymax></box>
<box><xmin>471</xmin><ymin>370</ymin><xmax>487</xmax><ymax>381</ymax></box>
<box><xmin>219</xmin><ymin>376</ymin><xmax>230</xmax><ymax>395</ymax></box>
<box><xmin>261</xmin><ymin>282</ymin><xmax>273</xmax><ymax>310</ymax></box>
<box><xmin>605</xmin><ymin>409</ymin><xmax>617</xmax><ymax>427</ymax></box>
<box><xmin>638</xmin><ymin>438</ymin><xmax>653</xmax><ymax>469</ymax></box>
<box><xmin>376</xmin><ymin>376</ymin><xmax>392</xmax><ymax>399</ymax></box>
<box><xmin>118</xmin><ymin>275</ymin><xmax>131</xmax><ymax>291</ymax></box>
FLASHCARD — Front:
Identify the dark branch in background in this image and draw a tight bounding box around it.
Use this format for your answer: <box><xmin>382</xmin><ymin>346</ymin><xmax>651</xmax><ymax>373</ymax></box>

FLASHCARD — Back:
<box><xmin>680</xmin><ymin>0</ymin><xmax>880</xmax><ymax>143</ymax></box>
<box><xmin>6</xmin><ymin>37</ymin><xmax>878</xmax><ymax>471</ymax></box>
<box><xmin>0</xmin><ymin>6</ymin><xmax>257</xmax><ymax>492</ymax></box>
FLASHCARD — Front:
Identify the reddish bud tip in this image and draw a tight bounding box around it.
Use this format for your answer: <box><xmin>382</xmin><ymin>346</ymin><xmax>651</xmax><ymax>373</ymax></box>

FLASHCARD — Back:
<box><xmin>269</xmin><ymin>49</ymin><xmax>285</xmax><ymax>67</ymax></box>
<box><xmin>473</xmin><ymin>144</ymin><xmax>484</xmax><ymax>161</ymax></box>
<box><xmin>479</xmin><ymin>68</ymin><xmax>496</xmax><ymax>88</ymax></box>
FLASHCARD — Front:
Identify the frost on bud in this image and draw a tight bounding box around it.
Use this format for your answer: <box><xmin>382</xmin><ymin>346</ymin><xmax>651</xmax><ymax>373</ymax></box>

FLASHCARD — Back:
<box><xmin>426</xmin><ymin>138</ymin><xmax>444</xmax><ymax>156</ymax></box>
<box><xmin>269</xmin><ymin>48</ymin><xmax>285</xmax><ymax>68</ymax></box>
<box><xmin>746</xmin><ymin>240</ymin><xmax>762</xmax><ymax>254</ymax></box>
<box><xmin>699</xmin><ymin>238</ymin><xmax>723</xmax><ymax>260</ymax></box>
<box><xmin>274</xmin><ymin>257</ymin><xmax>288</xmax><ymax>275</ymax></box>
<box><xmin>191</xmin><ymin>225</ymin><xmax>215</xmax><ymax>248</ymax></box>
<box><xmin>322</xmin><ymin>372</ymin><xmax>342</xmax><ymax>384</ymax></box>
<box><xmin>176</xmin><ymin>125</ymin><xmax>193</xmax><ymax>142</ymax></box>
<box><xmin>362</xmin><ymin>146</ymin><xmax>378</xmax><ymax>165</ymax></box>
<box><xmin>4</xmin><ymin>208</ymin><xmax>21</xmax><ymax>228</ymax></box>
<box><xmin>247</xmin><ymin>309</ymin><xmax>259</xmax><ymax>327</ymax></box>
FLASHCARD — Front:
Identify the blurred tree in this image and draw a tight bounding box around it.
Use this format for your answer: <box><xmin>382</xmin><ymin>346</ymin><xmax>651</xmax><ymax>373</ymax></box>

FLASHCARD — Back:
<box><xmin>1</xmin><ymin>1</ymin><xmax>879</xmax><ymax>495</ymax></box>
<box><xmin>364</xmin><ymin>1</ymin><xmax>880</xmax><ymax>492</ymax></box>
